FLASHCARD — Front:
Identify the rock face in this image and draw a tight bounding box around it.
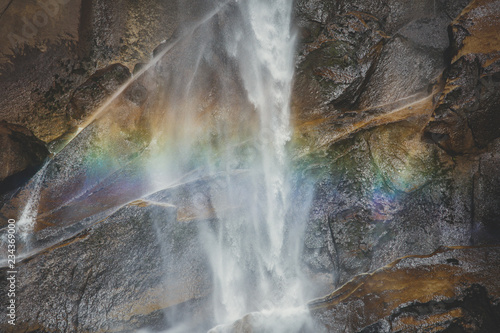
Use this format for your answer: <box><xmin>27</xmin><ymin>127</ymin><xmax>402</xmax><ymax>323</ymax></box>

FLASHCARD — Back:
<box><xmin>0</xmin><ymin>200</ymin><xmax>210</xmax><ymax>333</ymax></box>
<box><xmin>294</xmin><ymin>0</ymin><xmax>500</xmax><ymax>289</ymax></box>
<box><xmin>0</xmin><ymin>0</ymin><xmax>179</xmax><ymax>142</ymax></box>
<box><xmin>0</xmin><ymin>121</ymin><xmax>48</xmax><ymax>193</ymax></box>
<box><xmin>310</xmin><ymin>246</ymin><xmax>500</xmax><ymax>332</ymax></box>
<box><xmin>66</xmin><ymin>63</ymin><xmax>131</xmax><ymax>124</ymax></box>
<box><xmin>424</xmin><ymin>0</ymin><xmax>500</xmax><ymax>154</ymax></box>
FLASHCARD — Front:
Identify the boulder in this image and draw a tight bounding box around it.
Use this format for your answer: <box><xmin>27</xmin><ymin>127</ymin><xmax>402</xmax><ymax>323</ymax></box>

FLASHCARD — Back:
<box><xmin>0</xmin><ymin>121</ymin><xmax>48</xmax><ymax>193</ymax></box>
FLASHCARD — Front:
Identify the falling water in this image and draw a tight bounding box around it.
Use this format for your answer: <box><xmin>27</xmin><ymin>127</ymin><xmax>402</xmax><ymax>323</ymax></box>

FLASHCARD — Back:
<box><xmin>1</xmin><ymin>0</ymin><xmax>316</xmax><ymax>330</ymax></box>
<box><xmin>16</xmin><ymin>162</ymin><xmax>49</xmax><ymax>243</ymax></box>
<box><xmin>196</xmin><ymin>0</ymin><xmax>313</xmax><ymax>331</ymax></box>
<box><xmin>144</xmin><ymin>0</ymin><xmax>316</xmax><ymax>331</ymax></box>
<box><xmin>207</xmin><ymin>0</ymin><xmax>296</xmax><ymax>322</ymax></box>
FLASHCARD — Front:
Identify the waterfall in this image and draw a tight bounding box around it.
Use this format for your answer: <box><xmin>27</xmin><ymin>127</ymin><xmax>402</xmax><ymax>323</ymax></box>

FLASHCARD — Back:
<box><xmin>197</xmin><ymin>0</ymin><xmax>314</xmax><ymax>330</ymax></box>
<box><xmin>144</xmin><ymin>0</ymin><xmax>316</xmax><ymax>331</ymax></box>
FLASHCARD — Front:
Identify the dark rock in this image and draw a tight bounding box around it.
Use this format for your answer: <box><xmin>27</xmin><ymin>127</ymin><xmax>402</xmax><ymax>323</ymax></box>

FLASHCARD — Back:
<box><xmin>0</xmin><ymin>0</ymin><xmax>179</xmax><ymax>142</ymax></box>
<box><xmin>295</xmin><ymin>0</ymin><xmax>500</xmax><ymax>288</ymax></box>
<box><xmin>356</xmin><ymin>34</ymin><xmax>443</xmax><ymax>109</ymax></box>
<box><xmin>66</xmin><ymin>63</ymin><xmax>131</xmax><ymax>123</ymax></box>
<box><xmin>398</xmin><ymin>15</ymin><xmax>451</xmax><ymax>50</ymax></box>
<box><xmin>125</xmin><ymin>81</ymin><xmax>149</xmax><ymax>106</ymax></box>
<box><xmin>424</xmin><ymin>0</ymin><xmax>500</xmax><ymax>154</ymax></box>
<box><xmin>424</xmin><ymin>57</ymin><xmax>500</xmax><ymax>154</ymax></box>
<box><xmin>291</xmin><ymin>0</ymin><xmax>465</xmax><ymax>151</ymax></box>
<box><xmin>295</xmin><ymin>12</ymin><xmax>385</xmax><ymax>111</ymax></box>
<box><xmin>297</xmin><ymin>0</ymin><xmax>459</xmax><ymax>35</ymax></box>
<box><xmin>0</xmin><ymin>1</ymin><xmax>499</xmax><ymax>333</ymax></box>
<box><xmin>0</xmin><ymin>96</ymin><xmax>151</xmax><ymax>233</ymax></box>
<box><xmin>472</xmin><ymin>139</ymin><xmax>500</xmax><ymax>244</ymax></box>
<box><xmin>133</xmin><ymin>62</ymin><xmax>148</xmax><ymax>75</ymax></box>
<box><xmin>0</xmin><ymin>201</ymin><xmax>210</xmax><ymax>333</ymax></box>
<box><xmin>0</xmin><ymin>121</ymin><xmax>48</xmax><ymax>192</ymax></box>
<box><xmin>295</xmin><ymin>0</ymin><xmax>336</xmax><ymax>25</ymax></box>
<box><xmin>299</xmin><ymin>115</ymin><xmax>478</xmax><ymax>285</ymax></box>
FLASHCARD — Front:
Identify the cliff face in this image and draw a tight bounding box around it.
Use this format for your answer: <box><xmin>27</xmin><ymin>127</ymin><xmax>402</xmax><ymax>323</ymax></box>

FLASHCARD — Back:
<box><xmin>294</xmin><ymin>0</ymin><xmax>500</xmax><ymax>281</ymax></box>
<box><xmin>292</xmin><ymin>0</ymin><xmax>500</xmax><ymax>330</ymax></box>
<box><xmin>0</xmin><ymin>0</ymin><xmax>499</xmax><ymax>332</ymax></box>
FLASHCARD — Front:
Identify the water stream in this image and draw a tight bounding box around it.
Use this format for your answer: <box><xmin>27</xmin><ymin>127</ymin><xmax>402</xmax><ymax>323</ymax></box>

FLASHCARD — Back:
<box><xmin>16</xmin><ymin>162</ymin><xmax>49</xmax><ymax>241</ymax></box>
<box><xmin>153</xmin><ymin>0</ymin><xmax>316</xmax><ymax>331</ymax></box>
<box><xmin>204</xmin><ymin>0</ymin><xmax>301</xmax><ymax>327</ymax></box>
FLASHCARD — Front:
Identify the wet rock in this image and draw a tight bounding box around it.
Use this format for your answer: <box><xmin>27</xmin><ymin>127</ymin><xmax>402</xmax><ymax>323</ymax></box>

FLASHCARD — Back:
<box><xmin>0</xmin><ymin>0</ymin><xmax>179</xmax><ymax>142</ymax></box>
<box><xmin>356</xmin><ymin>35</ymin><xmax>443</xmax><ymax>110</ymax></box>
<box><xmin>125</xmin><ymin>81</ymin><xmax>149</xmax><ymax>106</ymax></box>
<box><xmin>0</xmin><ymin>121</ymin><xmax>48</xmax><ymax>192</ymax></box>
<box><xmin>310</xmin><ymin>246</ymin><xmax>500</xmax><ymax>332</ymax></box>
<box><xmin>0</xmin><ymin>201</ymin><xmax>210</xmax><ymax>333</ymax></box>
<box><xmin>300</xmin><ymin>115</ymin><xmax>476</xmax><ymax>286</ymax></box>
<box><xmin>291</xmin><ymin>0</ymin><xmax>465</xmax><ymax>150</ymax></box>
<box><xmin>297</xmin><ymin>0</ymin><xmax>464</xmax><ymax>35</ymax></box>
<box><xmin>0</xmin><ymin>89</ymin><xmax>151</xmax><ymax>233</ymax></box>
<box><xmin>293</xmin><ymin>12</ymin><xmax>385</xmax><ymax>119</ymax></box>
<box><xmin>398</xmin><ymin>14</ymin><xmax>451</xmax><ymax>50</ymax></box>
<box><xmin>424</xmin><ymin>0</ymin><xmax>500</xmax><ymax>154</ymax></box>
<box><xmin>294</xmin><ymin>0</ymin><xmax>499</xmax><ymax>289</ymax></box>
<box><xmin>67</xmin><ymin>63</ymin><xmax>131</xmax><ymax>123</ymax></box>
<box><xmin>133</xmin><ymin>62</ymin><xmax>148</xmax><ymax>75</ymax></box>
<box><xmin>472</xmin><ymin>139</ymin><xmax>500</xmax><ymax>244</ymax></box>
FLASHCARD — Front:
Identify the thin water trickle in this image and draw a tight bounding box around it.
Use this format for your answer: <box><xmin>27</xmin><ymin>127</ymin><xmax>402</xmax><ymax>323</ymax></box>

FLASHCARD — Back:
<box><xmin>16</xmin><ymin>161</ymin><xmax>49</xmax><ymax>248</ymax></box>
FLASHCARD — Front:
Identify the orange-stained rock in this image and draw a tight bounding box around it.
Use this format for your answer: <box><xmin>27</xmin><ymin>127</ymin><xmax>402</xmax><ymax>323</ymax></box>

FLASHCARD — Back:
<box><xmin>310</xmin><ymin>246</ymin><xmax>500</xmax><ymax>332</ymax></box>
<box><xmin>451</xmin><ymin>0</ymin><xmax>500</xmax><ymax>65</ymax></box>
<box><xmin>425</xmin><ymin>0</ymin><xmax>500</xmax><ymax>154</ymax></box>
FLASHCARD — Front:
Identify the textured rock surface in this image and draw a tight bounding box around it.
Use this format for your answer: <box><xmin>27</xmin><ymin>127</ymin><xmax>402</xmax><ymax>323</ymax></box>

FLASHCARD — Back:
<box><xmin>0</xmin><ymin>0</ymin><xmax>178</xmax><ymax>142</ymax></box>
<box><xmin>294</xmin><ymin>0</ymin><xmax>500</xmax><ymax>288</ymax></box>
<box><xmin>424</xmin><ymin>0</ymin><xmax>500</xmax><ymax>154</ymax></box>
<box><xmin>310</xmin><ymin>246</ymin><xmax>500</xmax><ymax>332</ymax></box>
<box><xmin>66</xmin><ymin>63</ymin><xmax>131</xmax><ymax>124</ymax></box>
<box><xmin>292</xmin><ymin>0</ymin><xmax>459</xmax><ymax>150</ymax></box>
<box><xmin>0</xmin><ymin>121</ymin><xmax>48</xmax><ymax>192</ymax></box>
<box><xmin>0</xmin><ymin>201</ymin><xmax>210</xmax><ymax>333</ymax></box>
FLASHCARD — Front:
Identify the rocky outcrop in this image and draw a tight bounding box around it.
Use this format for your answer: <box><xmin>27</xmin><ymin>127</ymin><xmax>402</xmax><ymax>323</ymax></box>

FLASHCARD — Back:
<box><xmin>0</xmin><ymin>0</ymin><xmax>179</xmax><ymax>142</ymax></box>
<box><xmin>0</xmin><ymin>200</ymin><xmax>210</xmax><ymax>333</ymax></box>
<box><xmin>0</xmin><ymin>0</ymin><xmax>499</xmax><ymax>332</ymax></box>
<box><xmin>310</xmin><ymin>246</ymin><xmax>500</xmax><ymax>332</ymax></box>
<box><xmin>424</xmin><ymin>0</ymin><xmax>500</xmax><ymax>154</ymax></box>
<box><xmin>0</xmin><ymin>121</ymin><xmax>48</xmax><ymax>193</ymax></box>
<box><xmin>293</xmin><ymin>0</ymin><xmax>458</xmax><ymax>150</ymax></box>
